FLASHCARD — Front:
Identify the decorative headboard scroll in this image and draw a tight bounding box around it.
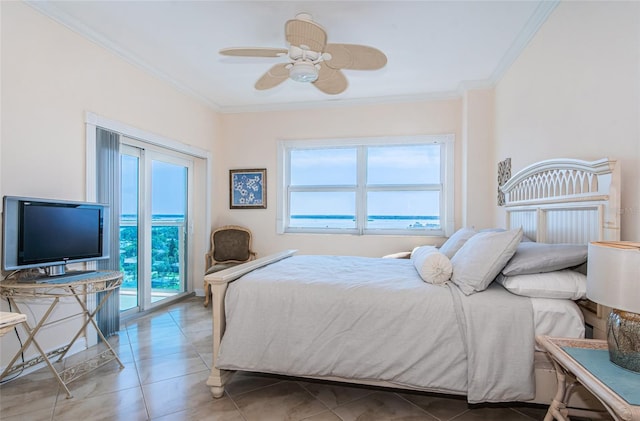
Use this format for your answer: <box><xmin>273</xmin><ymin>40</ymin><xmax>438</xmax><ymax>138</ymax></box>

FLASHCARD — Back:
<box><xmin>501</xmin><ymin>158</ymin><xmax>620</xmax><ymax>244</ymax></box>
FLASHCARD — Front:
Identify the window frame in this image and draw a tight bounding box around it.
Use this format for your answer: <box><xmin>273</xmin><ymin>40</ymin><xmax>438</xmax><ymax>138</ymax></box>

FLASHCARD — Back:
<box><xmin>277</xmin><ymin>134</ymin><xmax>455</xmax><ymax>236</ymax></box>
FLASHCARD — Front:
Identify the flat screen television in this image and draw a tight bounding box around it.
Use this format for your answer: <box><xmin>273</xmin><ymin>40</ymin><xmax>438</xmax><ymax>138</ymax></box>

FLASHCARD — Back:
<box><xmin>2</xmin><ymin>196</ymin><xmax>110</xmax><ymax>276</ymax></box>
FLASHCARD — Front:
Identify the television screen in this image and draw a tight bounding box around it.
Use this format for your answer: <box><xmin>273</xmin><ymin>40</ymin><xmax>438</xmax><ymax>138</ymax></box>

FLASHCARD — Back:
<box><xmin>19</xmin><ymin>203</ymin><xmax>103</xmax><ymax>265</ymax></box>
<box><xmin>2</xmin><ymin>196</ymin><xmax>110</xmax><ymax>272</ymax></box>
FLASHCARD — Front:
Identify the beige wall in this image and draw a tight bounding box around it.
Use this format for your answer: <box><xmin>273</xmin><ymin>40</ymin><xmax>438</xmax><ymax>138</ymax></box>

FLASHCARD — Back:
<box><xmin>10</xmin><ymin>0</ymin><xmax>633</xmax><ymax>373</ymax></box>
<box><xmin>1</xmin><ymin>2</ymin><xmax>219</xmax><ymax>367</ymax></box>
<box><xmin>495</xmin><ymin>1</ymin><xmax>640</xmax><ymax>239</ymax></box>
<box><xmin>218</xmin><ymin>100</ymin><xmax>468</xmax><ymax>258</ymax></box>
<box><xmin>1</xmin><ymin>3</ymin><xmax>501</xmax><ymax>269</ymax></box>
<box><xmin>461</xmin><ymin>88</ymin><xmax>495</xmax><ymax>229</ymax></box>
<box><xmin>1</xmin><ymin>1</ymin><xmax>219</xmax><ymax>276</ymax></box>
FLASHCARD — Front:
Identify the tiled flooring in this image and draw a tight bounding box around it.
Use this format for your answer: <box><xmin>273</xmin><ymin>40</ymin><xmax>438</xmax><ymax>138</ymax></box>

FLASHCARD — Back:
<box><xmin>0</xmin><ymin>296</ymin><xmax>593</xmax><ymax>420</ymax></box>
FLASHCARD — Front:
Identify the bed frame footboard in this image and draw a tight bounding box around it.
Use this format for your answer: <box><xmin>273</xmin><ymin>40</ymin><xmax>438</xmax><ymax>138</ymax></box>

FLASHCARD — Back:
<box><xmin>205</xmin><ymin>250</ymin><xmax>297</xmax><ymax>398</ymax></box>
<box><xmin>206</xmin><ymin>281</ymin><xmax>232</xmax><ymax>398</ymax></box>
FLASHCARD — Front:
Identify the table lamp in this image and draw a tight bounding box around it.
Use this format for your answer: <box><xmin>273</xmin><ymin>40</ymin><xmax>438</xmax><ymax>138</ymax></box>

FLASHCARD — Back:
<box><xmin>587</xmin><ymin>241</ymin><xmax>640</xmax><ymax>373</ymax></box>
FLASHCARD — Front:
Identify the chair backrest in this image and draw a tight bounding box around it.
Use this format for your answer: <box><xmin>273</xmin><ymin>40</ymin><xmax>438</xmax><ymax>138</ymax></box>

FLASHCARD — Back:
<box><xmin>206</xmin><ymin>225</ymin><xmax>256</xmax><ymax>268</ymax></box>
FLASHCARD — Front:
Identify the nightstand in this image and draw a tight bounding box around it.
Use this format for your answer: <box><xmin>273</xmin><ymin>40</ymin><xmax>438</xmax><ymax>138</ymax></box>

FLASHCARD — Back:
<box><xmin>536</xmin><ymin>336</ymin><xmax>640</xmax><ymax>421</ymax></box>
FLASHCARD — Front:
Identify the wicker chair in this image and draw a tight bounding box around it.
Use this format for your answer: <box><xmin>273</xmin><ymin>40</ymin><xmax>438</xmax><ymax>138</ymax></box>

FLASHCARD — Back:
<box><xmin>203</xmin><ymin>225</ymin><xmax>256</xmax><ymax>307</ymax></box>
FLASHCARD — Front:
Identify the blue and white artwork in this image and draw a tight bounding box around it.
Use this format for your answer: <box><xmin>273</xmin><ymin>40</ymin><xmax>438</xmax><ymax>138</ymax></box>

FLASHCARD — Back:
<box><xmin>230</xmin><ymin>169</ymin><xmax>266</xmax><ymax>208</ymax></box>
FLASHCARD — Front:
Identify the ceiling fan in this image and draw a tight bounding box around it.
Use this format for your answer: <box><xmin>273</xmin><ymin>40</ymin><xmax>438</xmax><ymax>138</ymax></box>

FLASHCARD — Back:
<box><xmin>219</xmin><ymin>13</ymin><xmax>387</xmax><ymax>95</ymax></box>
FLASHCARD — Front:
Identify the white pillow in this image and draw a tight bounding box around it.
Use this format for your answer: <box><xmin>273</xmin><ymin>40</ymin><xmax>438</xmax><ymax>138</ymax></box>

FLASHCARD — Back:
<box><xmin>438</xmin><ymin>227</ymin><xmax>476</xmax><ymax>258</ymax></box>
<box><xmin>501</xmin><ymin>242</ymin><xmax>587</xmax><ymax>276</ymax></box>
<box><xmin>411</xmin><ymin>245</ymin><xmax>452</xmax><ymax>285</ymax></box>
<box><xmin>451</xmin><ymin>228</ymin><xmax>523</xmax><ymax>295</ymax></box>
<box><xmin>495</xmin><ymin>270</ymin><xmax>587</xmax><ymax>300</ymax></box>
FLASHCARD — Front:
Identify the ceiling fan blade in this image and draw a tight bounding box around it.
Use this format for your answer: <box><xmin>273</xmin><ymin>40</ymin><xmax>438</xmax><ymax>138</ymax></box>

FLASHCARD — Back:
<box><xmin>324</xmin><ymin>44</ymin><xmax>387</xmax><ymax>70</ymax></box>
<box><xmin>255</xmin><ymin>63</ymin><xmax>290</xmax><ymax>90</ymax></box>
<box><xmin>285</xmin><ymin>17</ymin><xmax>326</xmax><ymax>52</ymax></box>
<box><xmin>312</xmin><ymin>63</ymin><xmax>347</xmax><ymax>95</ymax></box>
<box><xmin>220</xmin><ymin>47</ymin><xmax>288</xmax><ymax>58</ymax></box>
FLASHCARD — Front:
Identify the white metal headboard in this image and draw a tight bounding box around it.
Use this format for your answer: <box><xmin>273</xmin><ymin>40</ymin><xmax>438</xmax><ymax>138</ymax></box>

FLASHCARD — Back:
<box><xmin>501</xmin><ymin>158</ymin><xmax>620</xmax><ymax>244</ymax></box>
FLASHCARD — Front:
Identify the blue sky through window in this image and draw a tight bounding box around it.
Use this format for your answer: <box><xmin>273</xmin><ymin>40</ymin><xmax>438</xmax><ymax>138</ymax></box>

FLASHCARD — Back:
<box><xmin>291</xmin><ymin>148</ymin><xmax>356</xmax><ymax>186</ymax></box>
<box><xmin>151</xmin><ymin>161</ymin><xmax>186</xmax><ymax>217</ymax></box>
<box><xmin>121</xmin><ymin>156</ymin><xmax>186</xmax><ymax>218</ymax></box>
<box><xmin>121</xmin><ymin>154</ymin><xmax>138</xmax><ymax>217</ymax></box>
<box><xmin>368</xmin><ymin>145</ymin><xmax>440</xmax><ymax>185</ymax></box>
<box><xmin>290</xmin><ymin>144</ymin><xmax>441</xmax><ymax>217</ymax></box>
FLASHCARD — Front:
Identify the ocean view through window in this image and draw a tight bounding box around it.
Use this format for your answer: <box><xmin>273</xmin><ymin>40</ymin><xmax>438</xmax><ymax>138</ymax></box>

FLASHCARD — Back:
<box><xmin>119</xmin><ymin>143</ymin><xmax>191</xmax><ymax>313</ymax></box>
<box><xmin>289</xmin><ymin>215</ymin><xmax>441</xmax><ymax>230</ymax></box>
<box><xmin>278</xmin><ymin>135</ymin><xmax>454</xmax><ymax>235</ymax></box>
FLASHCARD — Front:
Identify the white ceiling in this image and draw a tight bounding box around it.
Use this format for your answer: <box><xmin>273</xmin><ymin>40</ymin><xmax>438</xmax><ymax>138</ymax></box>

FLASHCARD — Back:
<box><xmin>28</xmin><ymin>1</ymin><xmax>558</xmax><ymax>113</ymax></box>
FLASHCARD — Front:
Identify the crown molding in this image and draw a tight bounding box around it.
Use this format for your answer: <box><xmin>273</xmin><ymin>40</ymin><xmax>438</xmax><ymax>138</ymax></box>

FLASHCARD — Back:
<box><xmin>489</xmin><ymin>0</ymin><xmax>559</xmax><ymax>84</ymax></box>
<box><xmin>26</xmin><ymin>0</ymin><xmax>558</xmax><ymax>115</ymax></box>
<box><xmin>216</xmin><ymin>90</ymin><xmax>462</xmax><ymax>114</ymax></box>
<box><xmin>456</xmin><ymin>79</ymin><xmax>495</xmax><ymax>96</ymax></box>
<box><xmin>25</xmin><ymin>1</ymin><xmax>223</xmax><ymax>112</ymax></box>
<box><xmin>27</xmin><ymin>1</ymin><xmax>457</xmax><ymax>114</ymax></box>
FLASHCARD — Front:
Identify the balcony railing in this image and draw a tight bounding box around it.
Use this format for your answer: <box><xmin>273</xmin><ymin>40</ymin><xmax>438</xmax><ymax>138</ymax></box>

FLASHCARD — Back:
<box><xmin>119</xmin><ymin>216</ymin><xmax>186</xmax><ymax>293</ymax></box>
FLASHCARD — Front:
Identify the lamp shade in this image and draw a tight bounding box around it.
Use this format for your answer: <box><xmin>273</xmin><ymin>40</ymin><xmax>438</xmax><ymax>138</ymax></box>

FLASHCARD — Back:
<box><xmin>586</xmin><ymin>241</ymin><xmax>640</xmax><ymax>313</ymax></box>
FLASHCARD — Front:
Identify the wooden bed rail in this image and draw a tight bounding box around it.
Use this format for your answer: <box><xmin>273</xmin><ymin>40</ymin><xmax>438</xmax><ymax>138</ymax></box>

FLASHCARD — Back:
<box><xmin>204</xmin><ymin>249</ymin><xmax>297</xmax><ymax>286</ymax></box>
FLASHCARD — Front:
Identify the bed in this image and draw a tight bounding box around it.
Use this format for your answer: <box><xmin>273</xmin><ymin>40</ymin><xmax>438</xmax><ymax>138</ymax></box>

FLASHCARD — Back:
<box><xmin>205</xmin><ymin>157</ymin><xmax>620</xmax><ymax>409</ymax></box>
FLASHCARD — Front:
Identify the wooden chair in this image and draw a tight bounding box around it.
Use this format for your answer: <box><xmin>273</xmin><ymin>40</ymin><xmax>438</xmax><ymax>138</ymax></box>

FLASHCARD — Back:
<box><xmin>203</xmin><ymin>225</ymin><xmax>256</xmax><ymax>307</ymax></box>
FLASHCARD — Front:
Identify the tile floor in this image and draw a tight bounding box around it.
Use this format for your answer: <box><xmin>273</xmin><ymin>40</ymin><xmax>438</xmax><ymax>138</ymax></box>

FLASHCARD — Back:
<box><xmin>0</xmin><ymin>296</ymin><xmax>603</xmax><ymax>421</ymax></box>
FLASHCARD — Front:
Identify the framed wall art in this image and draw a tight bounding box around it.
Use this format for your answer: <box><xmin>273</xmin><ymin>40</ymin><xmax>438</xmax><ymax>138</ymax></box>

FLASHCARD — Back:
<box><xmin>229</xmin><ymin>168</ymin><xmax>267</xmax><ymax>209</ymax></box>
<box><xmin>497</xmin><ymin>157</ymin><xmax>511</xmax><ymax>206</ymax></box>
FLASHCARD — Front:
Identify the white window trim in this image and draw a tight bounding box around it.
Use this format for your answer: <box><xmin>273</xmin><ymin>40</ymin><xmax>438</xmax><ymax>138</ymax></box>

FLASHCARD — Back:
<box><xmin>85</xmin><ymin>111</ymin><xmax>212</xmax><ymax>240</ymax></box>
<box><xmin>277</xmin><ymin>134</ymin><xmax>454</xmax><ymax>236</ymax></box>
<box><xmin>85</xmin><ymin>112</ymin><xmax>212</xmax><ymax>309</ymax></box>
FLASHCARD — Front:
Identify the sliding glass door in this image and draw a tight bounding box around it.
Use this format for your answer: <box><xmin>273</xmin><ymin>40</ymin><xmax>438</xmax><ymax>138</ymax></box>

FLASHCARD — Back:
<box><xmin>120</xmin><ymin>149</ymin><xmax>140</xmax><ymax>311</ymax></box>
<box><xmin>120</xmin><ymin>142</ymin><xmax>192</xmax><ymax>313</ymax></box>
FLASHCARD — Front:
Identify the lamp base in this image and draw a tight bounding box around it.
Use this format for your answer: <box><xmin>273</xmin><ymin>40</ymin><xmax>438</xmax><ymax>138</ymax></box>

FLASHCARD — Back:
<box><xmin>607</xmin><ymin>309</ymin><xmax>640</xmax><ymax>373</ymax></box>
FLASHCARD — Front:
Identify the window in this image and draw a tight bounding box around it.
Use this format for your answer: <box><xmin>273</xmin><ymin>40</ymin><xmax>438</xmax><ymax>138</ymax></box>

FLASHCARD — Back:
<box><xmin>87</xmin><ymin>112</ymin><xmax>210</xmax><ymax>320</ymax></box>
<box><xmin>277</xmin><ymin>135</ymin><xmax>454</xmax><ymax>236</ymax></box>
<box><xmin>119</xmin><ymin>141</ymin><xmax>193</xmax><ymax>313</ymax></box>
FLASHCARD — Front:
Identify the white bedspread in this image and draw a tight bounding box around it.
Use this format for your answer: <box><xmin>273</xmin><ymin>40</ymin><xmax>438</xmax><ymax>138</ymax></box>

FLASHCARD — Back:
<box><xmin>449</xmin><ymin>282</ymin><xmax>535</xmax><ymax>402</ymax></box>
<box><xmin>216</xmin><ymin>255</ymin><xmax>535</xmax><ymax>402</ymax></box>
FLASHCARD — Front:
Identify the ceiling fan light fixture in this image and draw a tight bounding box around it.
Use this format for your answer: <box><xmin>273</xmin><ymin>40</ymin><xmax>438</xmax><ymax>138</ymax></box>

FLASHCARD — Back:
<box><xmin>289</xmin><ymin>61</ymin><xmax>318</xmax><ymax>83</ymax></box>
<box><xmin>220</xmin><ymin>13</ymin><xmax>386</xmax><ymax>94</ymax></box>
